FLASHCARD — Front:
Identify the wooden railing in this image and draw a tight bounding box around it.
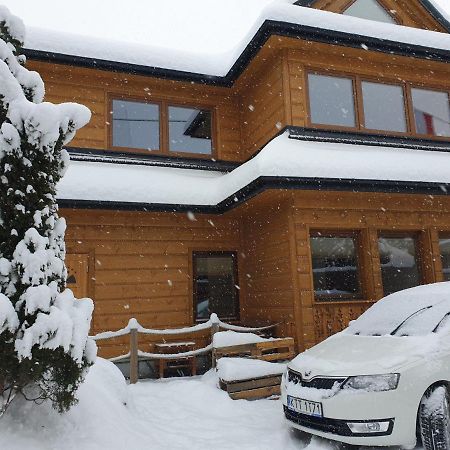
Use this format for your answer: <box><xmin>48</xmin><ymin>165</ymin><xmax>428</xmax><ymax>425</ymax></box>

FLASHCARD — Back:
<box><xmin>91</xmin><ymin>314</ymin><xmax>278</xmax><ymax>384</ymax></box>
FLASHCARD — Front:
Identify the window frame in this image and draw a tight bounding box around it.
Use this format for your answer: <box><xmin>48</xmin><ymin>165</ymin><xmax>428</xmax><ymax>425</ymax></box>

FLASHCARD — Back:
<box><xmin>377</xmin><ymin>231</ymin><xmax>424</xmax><ymax>296</ymax></box>
<box><xmin>341</xmin><ymin>0</ymin><xmax>400</xmax><ymax>24</ymax></box>
<box><xmin>438</xmin><ymin>232</ymin><xmax>450</xmax><ymax>282</ymax></box>
<box><xmin>305</xmin><ymin>69</ymin><xmax>450</xmax><ymax>141</ymax></box>
<box><xmin>108</xmin><ymin>94</ymin><xmax>217</xmax><ymax>158</ymax></box>
<box><xmin>309</xmin><ymin>229</ymin><xmax>364</xmax><ymax>303</ymax></box>
<box><xmin>192</xmin><ymin>250</ymin><xmax>240</xmax><ymax>322</ymax></box>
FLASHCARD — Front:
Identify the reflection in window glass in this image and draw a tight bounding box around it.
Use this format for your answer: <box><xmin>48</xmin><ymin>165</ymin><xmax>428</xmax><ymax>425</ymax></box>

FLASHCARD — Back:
<box><xmin>412</xmin><ymin>88</ymin><xmax>450</xmax><ymax>137</ymax></box>
<box><xmin>308</xmin><ymin>74</ymin><xmax>356</xmax><ymax>127</ymax></box>
<box><xmin>439</xmin><ymin>238</ymin><xmax>450</xmax><ymax>281</ymax></box>
<box><xmin>112</xmin><ymin>99</ymin><xmax>160</xmax><ymax>150</ymax></box>
<box><xmin>169</xmin><ymin>106</ymin><xmax>212</xmax><ymax>154</ymax></box>
<box><xmin>343</xmin><ymin>0</ymin><xmax>396</xmax><ymax>24</ymax></box>
<box><xmin>362</xmin><ymin>82</ymin><xmax>407</xmax><ymax>132</ymax></box>
<box><xmin>310</xmin><ymin>234</ymin><xmax>360</xmax><ymax>299</ymax></box>
<box><xmin>194</xmin><ymin>253</ymin><xmax>239</xmax><ymax>320</ymax></box>
<box><xmin>378</xmin><ymin>236</ymin><xmax>421</xmax><ymax>296</ymax></box>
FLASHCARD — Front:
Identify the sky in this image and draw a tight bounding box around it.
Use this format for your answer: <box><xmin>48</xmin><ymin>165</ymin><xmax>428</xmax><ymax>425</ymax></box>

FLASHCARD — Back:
<box><xmin>1</xmin><ymin>0</ymin><xmax>449</xmax><ymax>55</ymax></box>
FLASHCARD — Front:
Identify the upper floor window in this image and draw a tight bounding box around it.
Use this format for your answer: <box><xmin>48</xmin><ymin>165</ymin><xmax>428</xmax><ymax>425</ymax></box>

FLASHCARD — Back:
<box><xmin>112</xmin><ymin>99</ymin><xmax>160</xmax><ymax>150</ymax></box>
<box><xmin>361</xmin><ymin>81</ymin><xmax>407</xmax><ymax>133</ymax></box>
<box><xmin>111</xmin><ymin>97</ymin><xmax>214</xmax><ymax>157</ymax></box>
<box><xmin>343</xmin><ymin>0</ymin><xmax>397</xmax><ymax>24</ymax></box>
<box><xmin>307</xmin><ymin>72</ymin><xmax>450</xmax><ymax>139</ymax></box>
<box><xmin>308</xmin><ymin>74</ymin><xmax>356</xmax><ymax>128</ymax></box>
<box><xmin>412</xmin><ymin>88</ymin><xmax>450</xmax><ymax>137</ymax></box>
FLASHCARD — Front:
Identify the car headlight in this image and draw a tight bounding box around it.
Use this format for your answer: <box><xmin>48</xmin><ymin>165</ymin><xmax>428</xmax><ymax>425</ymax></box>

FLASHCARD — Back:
<box><xmin>341</xmin><ymin>374</ymin><xmax>400</xmax><ymax>392</ymax></box>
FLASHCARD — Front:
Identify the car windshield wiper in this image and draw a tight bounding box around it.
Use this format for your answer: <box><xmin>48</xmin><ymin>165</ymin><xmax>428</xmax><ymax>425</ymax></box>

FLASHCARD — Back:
<box><xmin>390</xmin><ymin>306</ymin><xmax>433</xmax><ymax>336</ymax></box>
<box><xmin>433</xmin><ymin>312</ymin><xmax>450</xmax><ymax>333</ymax></box>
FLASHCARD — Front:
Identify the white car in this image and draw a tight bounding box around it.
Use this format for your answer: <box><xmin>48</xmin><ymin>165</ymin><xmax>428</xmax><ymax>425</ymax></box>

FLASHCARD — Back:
<box><xmin>282</xmin><ymin>282</ymin><xmax>450</xmax><ymax>450</ymax></box>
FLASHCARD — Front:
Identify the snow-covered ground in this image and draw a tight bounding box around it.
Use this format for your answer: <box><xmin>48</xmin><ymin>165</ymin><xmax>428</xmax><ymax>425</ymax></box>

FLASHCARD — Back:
<box><xmin>0</xmin><ymin>358</ymin><xmax>421</xmax><ymax>450</ymax></box>
<box><xmin>0</xmin><ymin>358</ymin><xmax>300</xmax><ymax>450</ymax></box>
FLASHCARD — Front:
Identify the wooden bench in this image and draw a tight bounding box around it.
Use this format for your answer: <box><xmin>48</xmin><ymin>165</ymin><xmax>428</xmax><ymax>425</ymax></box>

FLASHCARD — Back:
<box><xmin>213</xmin><ymin>337</ymin><xmax>295</xmax><ymax>364</ymax></box>
<box><xmin>155</xmin><ymin>342</ymin><xmax>197</xmax><ymax>378</ymax></box>
<box><xmin>219</xmin><ymin>374</ymin><xmax>283</xmax><ymax>400</ymax></box>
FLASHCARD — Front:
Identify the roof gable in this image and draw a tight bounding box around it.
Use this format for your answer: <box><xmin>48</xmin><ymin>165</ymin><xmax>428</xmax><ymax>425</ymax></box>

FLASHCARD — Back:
<box><xmin>294</xmin><ymin>0</ymin><xmax>450</xmax><ymax>32</ymax></box>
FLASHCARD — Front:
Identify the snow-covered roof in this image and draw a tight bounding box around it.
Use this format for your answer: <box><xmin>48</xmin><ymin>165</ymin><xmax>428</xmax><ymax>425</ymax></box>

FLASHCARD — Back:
<box><xmin>57</xmin><ymin>132</ymin><xmax>450</xmax><ymax>211</ymax></box>
<box><xmin>14</xmin><ymin>0</ymin><xmax>450</xmax><ymax>83</ymax></box>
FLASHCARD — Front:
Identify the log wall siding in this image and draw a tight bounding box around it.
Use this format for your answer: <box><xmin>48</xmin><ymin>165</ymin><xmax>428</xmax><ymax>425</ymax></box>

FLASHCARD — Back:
<box><xmin>61</xmin><ymin>208</ymin><xmax>242</xmax><ymax>358</ymax></box>
<box><xmin>289</xmin><ymin>190</ymin><xmax>450</xmax><ymax>349</ymax></box>
<box><xmin>240</xmin><ymin>199</ymin><xmax>297</xmax><ymax>340</ymax></box>
<box><xmin>311</xmin><ymin>0</ymin><xmax>447</xmax><ymax>32</ymax></box>
<box><xmin>238</xmin><ymin>55</ymin><xmax>287</xmax><ymax>160</ymax></box>
<box><xmin>30</xmin><ymin>61</ymin><xmax>242</xmax><ymax>161</ymax></box>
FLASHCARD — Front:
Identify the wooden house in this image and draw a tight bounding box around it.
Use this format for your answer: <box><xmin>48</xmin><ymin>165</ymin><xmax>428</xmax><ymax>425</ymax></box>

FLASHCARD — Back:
<box><xmin>22</xmin><ymin>0</ymin><xmax>450</xmax><ymax>357</ymax></box>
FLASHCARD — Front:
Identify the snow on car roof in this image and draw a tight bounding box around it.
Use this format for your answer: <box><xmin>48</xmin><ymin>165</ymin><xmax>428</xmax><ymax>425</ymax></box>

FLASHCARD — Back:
<box><xmin>57</xmin><ymin>132</ymin><xmax>450</xmax><ymax>208</ymax></box>
<box><xmin>347</xmin><ymin>282</ymin><xmax>450</xmax><ymax>336</ymax></box>
<box><xmin>6</xmin><ymin>0</ymin><xmax>450</xmax><ymax>77</ymax></box>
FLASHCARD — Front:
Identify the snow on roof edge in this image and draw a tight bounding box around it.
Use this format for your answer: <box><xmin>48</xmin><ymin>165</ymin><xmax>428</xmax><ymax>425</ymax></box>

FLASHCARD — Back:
<box><xmin>57</xmin><ymin>132</ymin><xmax>450</xmax><ymax>209</ymax></box>
<box><xmin>25</xmin><ymin>4</ymin><xmax>450</xmax><ymax>80</ymax></box>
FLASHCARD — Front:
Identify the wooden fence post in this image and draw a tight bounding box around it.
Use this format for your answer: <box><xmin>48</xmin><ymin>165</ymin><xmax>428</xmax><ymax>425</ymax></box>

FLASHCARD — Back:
<box><xmin>129</xmin><ymin>319</ymin><xmax>139</xmax><ymax>384</ymax></box>
<box><xmin>210</xmin><ymin>313</ymin><xmax>220</xmax><ymax>369</ymax></box>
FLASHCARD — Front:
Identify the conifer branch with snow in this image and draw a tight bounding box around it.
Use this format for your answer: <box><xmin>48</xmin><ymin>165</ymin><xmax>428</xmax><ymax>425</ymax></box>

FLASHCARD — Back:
<box><xmin>0</xmin><ymin>5</ymin><xmax>96</xmax><ymax>417</ymax></box>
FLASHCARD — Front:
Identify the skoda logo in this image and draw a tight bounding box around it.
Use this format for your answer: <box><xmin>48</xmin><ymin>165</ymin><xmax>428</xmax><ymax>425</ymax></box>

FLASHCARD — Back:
<box><xmin>304</xmin><ymin>370</ymin><xmax>312</xmax><ymax>378</ymax></box>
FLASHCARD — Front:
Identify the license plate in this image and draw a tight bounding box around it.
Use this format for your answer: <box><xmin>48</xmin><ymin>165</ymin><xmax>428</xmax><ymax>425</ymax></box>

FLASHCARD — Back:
<box><xmin>287</xmin><ymin>395</ymin><xmax>323</xmax><ymax>417</ymax></box>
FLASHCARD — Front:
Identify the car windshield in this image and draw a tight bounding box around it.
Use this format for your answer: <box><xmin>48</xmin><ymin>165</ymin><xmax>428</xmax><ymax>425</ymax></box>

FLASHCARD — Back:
<box><xmin>346</xmin><ymin>282</ymin><xmax>450</xmax><ymax>336</ymax></box>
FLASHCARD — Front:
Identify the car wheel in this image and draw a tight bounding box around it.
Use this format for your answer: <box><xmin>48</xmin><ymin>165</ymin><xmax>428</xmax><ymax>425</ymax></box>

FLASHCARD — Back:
<box><xmin>419</xmin><ymin>385</ymin><xmax>450</xmax><ymax>450</ymax></box>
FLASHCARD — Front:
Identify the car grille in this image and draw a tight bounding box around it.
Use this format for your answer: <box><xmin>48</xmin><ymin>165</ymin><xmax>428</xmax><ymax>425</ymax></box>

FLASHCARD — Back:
<box><xmin>288</xmin><ymin>369</ymin><xmax>346</xmax><ymax>390</ymax></box>
<box><xmin>284</xmin><ymin>407</ymin><xmax>394</xmax><ymax>437</ymax></box>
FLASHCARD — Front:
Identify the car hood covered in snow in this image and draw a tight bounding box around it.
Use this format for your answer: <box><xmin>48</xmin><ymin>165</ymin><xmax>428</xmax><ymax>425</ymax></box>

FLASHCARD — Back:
<box><xmin>289</xmin><ymin>332</ymin><xmax>443</xmax><ymax>378</ymax></box>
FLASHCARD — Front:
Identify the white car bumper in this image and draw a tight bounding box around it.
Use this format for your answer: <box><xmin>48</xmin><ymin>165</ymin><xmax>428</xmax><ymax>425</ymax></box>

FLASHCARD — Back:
<box><xmin>282</xmin><ymin>378</ymin><xmax>419</xmax><ymax>448</ymax></box>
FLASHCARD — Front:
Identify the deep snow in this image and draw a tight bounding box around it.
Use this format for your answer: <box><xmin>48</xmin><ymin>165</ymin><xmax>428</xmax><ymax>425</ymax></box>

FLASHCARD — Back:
<box><xmin>0</xmin><ymin>358</ymin><xmax>316</xmax><ymax>450</ymax></box>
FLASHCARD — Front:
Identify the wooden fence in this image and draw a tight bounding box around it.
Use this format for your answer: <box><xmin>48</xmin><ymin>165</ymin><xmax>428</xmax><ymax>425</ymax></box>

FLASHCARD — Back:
<box><xmin>91</xmin><ymin>314</ymin><xmax>278</xmax><ymax>383</ymax></box>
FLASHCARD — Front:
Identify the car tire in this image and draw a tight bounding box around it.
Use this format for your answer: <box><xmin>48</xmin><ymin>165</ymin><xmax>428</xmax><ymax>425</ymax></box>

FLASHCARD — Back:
<box><xmin>419</xmin><ymin>385</ymin><xmax>450</xmax><ymax>450</ymax></box>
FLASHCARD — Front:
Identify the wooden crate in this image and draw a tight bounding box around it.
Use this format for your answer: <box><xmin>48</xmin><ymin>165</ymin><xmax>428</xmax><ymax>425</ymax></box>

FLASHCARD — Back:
<box><xmin>219</xmin><ymin>374</ymin><xmax>282</xmax><ymax>400</ymax></box>
<box><xmin>214</xmin><ymin>338</ymin><xmax>295</xmax><ymax>363</ymax></box>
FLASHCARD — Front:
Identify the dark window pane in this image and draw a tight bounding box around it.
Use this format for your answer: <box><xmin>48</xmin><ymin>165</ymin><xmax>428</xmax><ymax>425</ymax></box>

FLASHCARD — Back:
<box><xmin>412</xmin><ymin>88</ymin><xmax>450</xmax><ymax>137</ymax></box>
<box><xmin>440</xmin><ymin>238</ymin><xmax>450</xmax><ymax>281</ymax></box>
<box><xmin>194</xmin><ymin>253</ymin><xmax>238</xmax><ymax>320</ymax></box>
<box><xmin>378</xmin><ymin>237</ymin><xmax>421</xmax><ymax>296</ymax></box>
<box><xmin>112</xmin><ymin>100</ymin><xmax>160</xmax><ymax>150</ymax></box>
<box><xmin>362</xmin><ymin>82</ymin><xmax>407</xmax><ymax>132</ymax></box>
<box><xmin>310</xmin><ymin>235</ymin><xmax>360</xmax><ymax>299</ymax></box>
<box><xmin>343</xmin><ymin>0</ymin><xmax>396</xmax><ymax>23</ymax></box>
<box><xmin>169</xmin><ymin>106</ymin><xmax>212</xmax><ymax>154</ymax></box>
<box><xmin>308</xmin><ymin>74</ymin><xmax>356</xmax><ymax>127</ymax></box>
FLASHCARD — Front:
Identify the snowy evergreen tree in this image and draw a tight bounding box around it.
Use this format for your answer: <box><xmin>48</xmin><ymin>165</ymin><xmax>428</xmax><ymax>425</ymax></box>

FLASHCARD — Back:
<box><xmin>0</xmin><ymin>6</ymin><xmax>96</xmax><ymax>417</ymax></box>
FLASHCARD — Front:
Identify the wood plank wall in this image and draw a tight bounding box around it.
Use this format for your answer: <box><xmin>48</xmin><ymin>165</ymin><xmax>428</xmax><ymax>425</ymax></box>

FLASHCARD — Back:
<box><xmin>61</xmin><ymin>208</ymin><xmax>242</xmax><ymax>358</ymax></box>
<box><xmin>29</xmin><ymin>61</ymin><xmax>243</xmax><ymax>162</ymax></box>
<box><xmin>240</xmin><ymin>198</ymin><xmax>297</xmax><ymax>340</ymax></box>
<box><xmin>289</xmin><ymin>191</ymin><xmax>450</xmax><ymax>350</ymax></box>
<box><xmin>238</xmin><ymin>55</ymin><xmax>287</xmax><ymax>160</ymax></box>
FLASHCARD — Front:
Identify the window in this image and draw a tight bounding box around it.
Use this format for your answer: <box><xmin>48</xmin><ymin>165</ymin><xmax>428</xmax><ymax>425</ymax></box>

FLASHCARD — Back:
<box><xmin>343</xmin><ymin>0</ymin><xmax>397</xmax><ymax>24</ymax></box>
<box><xmin>193</xmin><ymin>252</ymin><xmax>239</xmax><ymax>321</ymax></box>
<box><xmin>378</xmin><ymin>235</ymin><xmax>422</xmax><ymax>296</ymax></box>
<box><xmin>361</xmin><ymin>82</ymin><xmax>407</xmax><ymax>132</ymax></box>
<box><xmin>169</xmin><ymin>107</ymin><xmax>212</xmax><ymax>154</ymax></box>
<box><xmin>439</xmin><ymin>236</ymin><xmax>450</xmax><ymax>281</ymax></box>
<box><xmin>308</xmin><ymin>74</ymin><xmax>356</xmax><ymax>127</ymax></box>
<box><xmin>411</xmin><ymin>88</ymin><xmax>450</xmax><ymax>137</ymax></box>
<box><xmin>111</xmin><ymin>97</ymin><xmax>214</xmax><ymax>156</ymax></box>
<box><xmin>112</xmin><ymin>99</ymin><xmax>160</xmax><ymax>150</ymax></box>
<box><xmin>310</xmin><ymin>232</ymin><xmax>361</xmax><ymax>300</ymax></box>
